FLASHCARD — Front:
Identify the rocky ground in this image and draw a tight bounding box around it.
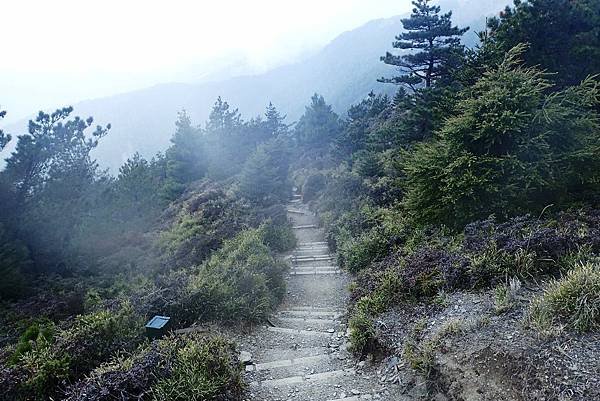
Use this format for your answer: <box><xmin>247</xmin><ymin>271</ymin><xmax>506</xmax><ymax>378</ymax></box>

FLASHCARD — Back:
<box><xmin>375</xmin><ymin>287</ymin><xmax>600</xmax><ymax>401</ymax></box>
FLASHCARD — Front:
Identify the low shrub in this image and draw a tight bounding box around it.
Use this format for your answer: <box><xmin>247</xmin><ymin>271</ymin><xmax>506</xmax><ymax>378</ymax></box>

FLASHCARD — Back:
<box><xmin>348</xmin><ymin>312</ymin><xmax>377</xmax><ymax>356</ymax></box>
<box><xmin>64</xmin><ymin>334</ymin><xmax>245</xmax><ymax>401</ymax></box>
<box><xmin>401</xmin><ymin>247</ymin><xmax>470</xmax><ymax>297</ymax></box>
<box><xmin>260</xmin><ymin>220</ymin><xmax>296</xmax><ymax>253</ymax></box>
<box><xmin>159</xmin><ymin>183</ymin><xmax>250</xmax><ymax>268</ymax></box>
<box><xmin>3</xmin><ymin>303</ymin><xmax>144</xmax><ymax>400</ymax></box>
<box><xmin>0</xmin><ymin>224</ymin><xmax>31</xmax><ymax>300</ymax></box>
<box><xmin>302</xmin><ymin>172</ymin><xmax>326</xmax><ymax>202</ymax></box>
<box><xmin>63</xmin><ymin>343</ymin><xmax>166</xmax><ymax>401</ymax></box>
<box><xmin>8</xmin><ymin>320</ymin><xmax>54</xmax><ymax>366</ymax></box>
<box><xmin>528</xmin><ymin>262</ymin><xmax>600</xmax><ymax>332</ymax></box>
<box><xmin>338</xmin><ymin>209</ymin><xmax>409</xmax><ymax>273</ymax></box>
<box><xmin>185</xmin><ymin>229</ymin><xmax>287</xmax><ymax>323</ymax></box>
<box><xmin>151</xmin><ymin>334</ymin><xmax>245</xmax><ymax>401</ymax></box>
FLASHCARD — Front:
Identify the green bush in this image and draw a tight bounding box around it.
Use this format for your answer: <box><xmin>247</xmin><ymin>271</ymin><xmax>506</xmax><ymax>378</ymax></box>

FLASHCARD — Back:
<box><xmin>8</xmin><ymin>303</ymin><xmax>143</xmax><ymax>400</ymax></box>
<box><xmin>186</xmin><ymin>229</ymin><xmax>287</xmax><ymax>323</ymax></box>
<box><xmin>348</xmin><ymin>312</ymin><xmax>377</xmax><ymax>355</ymax></box>
<box><xmin>0</xmin><ymin>224</ymin><xmax>30</xmax><ymax>300</ymax></box>
<box><xmin>337</xmin><ymin>209</ymin><xmax>408</xmax><ymax>273</ymax></box>
<box><xmin>151</xmin><ymin>334</ymin><xmax>245</xmax><ymax>401</ymax></box>
<box><xmin>159</xmin><ymin>183</ymin><xmax>250</xmax><ymax>268</ymax></box>
<box><xmin>60</xmin><ymin>303</ymin><xmax>143</xmax><ymax>373</ymax></box>
<box><xmin>403</xmin><ymin>46</ymin><xmax>600</xmax><ymax>227</ymax></box>
<box><xmin>528</xmin><ymin>262</ymin><xmax>600</xmax><ymax>332</ymax></box>
<box><xmin>302</xmin><ymin>172</ymin><xmax>326</xmax><ymax>202</ymax></box>
<box><xmin>8</xmin><ymin>321</ymin><xmax>55</xmax><ymax>366</ymax></box>
<box><xmin>259</xmin><ymin>220</ymin><xmax>296</xmax><ymax>253</ymax></box>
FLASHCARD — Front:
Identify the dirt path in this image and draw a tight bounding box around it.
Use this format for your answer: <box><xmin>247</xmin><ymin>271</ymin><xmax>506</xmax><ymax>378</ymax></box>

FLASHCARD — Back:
<box><xmin>239</xmin><ymin>198</ymin><xmax>406</xmax><ymax>401</ymax></box>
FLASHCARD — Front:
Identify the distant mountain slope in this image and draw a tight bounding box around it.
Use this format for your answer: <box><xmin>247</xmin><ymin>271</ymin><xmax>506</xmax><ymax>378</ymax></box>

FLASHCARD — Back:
<box><xmin>70</xmin><ymin>16</ymin><xmax>404</xmax><ymax>170</ymax></box>
<box><xmin>2</xmin><ymin>0</ymin><xmax>505</xmax><ymax>171</ymax></box>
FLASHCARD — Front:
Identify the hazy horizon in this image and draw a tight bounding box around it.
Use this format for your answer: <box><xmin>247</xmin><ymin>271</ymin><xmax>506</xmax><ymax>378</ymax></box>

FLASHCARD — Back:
<box><xmin>0</xmin><ymin>0</ymin><xmax>507</xmax><ymax>124</ymax></box>
<box><xmin>1</xmin><ymin>0</ymin><xmax>415</xmax><ymax>123</ymax></box>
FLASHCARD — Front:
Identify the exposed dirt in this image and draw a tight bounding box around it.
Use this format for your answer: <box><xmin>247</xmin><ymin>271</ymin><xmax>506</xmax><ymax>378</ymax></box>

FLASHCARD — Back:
<box><xmin>236</xmin><ymin>199</ymin><xmax>407</xmax><ymax>401</ymax></box>
<box><xmin>376</xmin><ymin>288</ymin><xmax>600</xmax><ymax>401</ymax></box>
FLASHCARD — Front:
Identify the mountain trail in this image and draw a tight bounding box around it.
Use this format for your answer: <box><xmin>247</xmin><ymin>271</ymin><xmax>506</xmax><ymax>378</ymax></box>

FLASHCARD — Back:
<box><xmin>238</xmin><ymin>197</ymin><xmax>407</xmax><ymax>401</ymax></box>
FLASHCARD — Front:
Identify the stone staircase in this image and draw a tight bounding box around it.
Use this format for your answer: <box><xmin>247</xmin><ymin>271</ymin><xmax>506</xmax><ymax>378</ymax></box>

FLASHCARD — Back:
<box><xmin>240</xmin><ymin>200</ymin><xmax>404</xmax><ymax>401</ymax></box>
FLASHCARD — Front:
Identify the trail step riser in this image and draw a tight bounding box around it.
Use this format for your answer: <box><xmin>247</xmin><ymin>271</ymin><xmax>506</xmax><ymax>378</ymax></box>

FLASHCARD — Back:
<box><xmin>266</xmin><ymin>326</ymin><xmax>337</xmax><ymax>337</ymax></box>
<box><xmin>251</xmin><ymin>369</ymin><xmax>356</xmax><ymax>387</ymax></box>
<box><xmin>245</xmin><ymin>354</ymin><xmax>331</xmax><ymax>372</ymax></box>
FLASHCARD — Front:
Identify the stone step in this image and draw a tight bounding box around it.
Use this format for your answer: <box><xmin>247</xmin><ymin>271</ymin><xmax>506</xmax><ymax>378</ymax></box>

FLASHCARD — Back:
<box><xmin>297</xmin><ymin>241</ymin><xmax>328</xmax><ymax>246</ymax></box>
<box><xmin>292</xmin><ymin>264</ymin><xmax>338</xmax><ymax>270</ymax></box>
<box><xmin>266</xmin><ymin>326</ymin><xmax>339</xmax><ymax>337</ymax></box>
<box><xmin>294</xmin><ymin>249</ymin><xmax>331</xmax><ymax>256</ymax></box>
<box><xmin>293</xmin><ymin>224</ymin><xmax>318</xmax><ymax>229</ymax></box>
<box><xmin>292</xmin><ymin>255</ymin><xmax>335</xmax><ymax>262</ymax></box>
<box><xmin>277</xmin><ymin>317</ymin><xmax>339</xmax><ymax>325</ymax></box>
<box><xmin>328</xmin><ymin>395</ymin><xmax>374</xmax><ymax>401</ymax></box>
<box><xmin>246</xmin><ymin>353</ymin><xmax>333</xmax><ymax>372</ymax></box>
<box><xmin>249</xmin><ymin>369</ymin><xmax>399</xmax><ymax>401</ymax></box>
<box><xmin>251</xmin><ymin>368</ymin><xmax>356</xmax><ymax>387</ymax></box>
<box><xmin>274</xmin><ymin>317</ymin><xmax>342</xmax><ymax>331</ymax></box>
<box><xmin>290</xmin><ymin>269</ymin><xmax>341</xmax><ymax>276</ymax></box>
<box><xmin>278</xmin><ymin>310</ymin><xmax>342</xmax><ymax>319</ymax></box>
<box><xmin>285</xmin><ymin>306</ymin><xmax>342</xmax><ymax>312</ymax></box>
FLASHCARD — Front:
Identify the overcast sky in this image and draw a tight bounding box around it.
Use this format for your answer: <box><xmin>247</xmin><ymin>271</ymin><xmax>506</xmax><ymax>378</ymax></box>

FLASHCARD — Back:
<box><xmin>0</xmin><ymin>0</ymin><xmax>506</xmax><ymax>122</ymax></box>
<box><xmin>1</xmin><ymin>0</ymin><xmax>416</xmax><ymax>121</ymax></box>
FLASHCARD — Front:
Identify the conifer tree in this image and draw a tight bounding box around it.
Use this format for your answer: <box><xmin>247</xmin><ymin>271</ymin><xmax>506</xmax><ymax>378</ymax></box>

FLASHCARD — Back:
<box><xmin>295</xmin><ymin>94</ymin><xmax>341</xmax><ymax>148</ymax></box>
<box><xmin>380</xmin><ymin>0</ymin><xmax>468</xmax><ymax>89</ymax></box>
<box><xmin>0</xmin><ymin>110</ymin><xmax>11</xmax><ymax>150</ymax></box>
<box><xmin>164</xmin><ymin>110</ymin><xmax>206</xmax><ymax>198</ymax></box>
<box><xmin>264</xmin><ymin>102</ymin><xmax>288</xmax><ymax>137</ymax></box>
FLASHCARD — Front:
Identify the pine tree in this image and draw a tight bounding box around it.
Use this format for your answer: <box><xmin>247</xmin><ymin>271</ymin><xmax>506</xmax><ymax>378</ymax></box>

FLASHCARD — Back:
<box><xmin>0</xmin><ymin>110</ymin><xmax>11</xmax><ymax>150</ymax></box>
<box><xmin>164</xmin><ymin>110</ymin><xmax>206</xmax><ymax>198</ymax></box>
<box><xmin>264</xmin><ymin>102</ymin><xmax>288</xmax><ymax>137</ymax></box>
<box><xmin>488</xmin><ymin>0</ymin><xmax>600</xmax><ymax>88</ymax></box>
<box><xmin>380</xmin><ymin>0</ymin><xmax>468</xmax><ymax>89</ymax></box>
<box><xmin>295</xmin><ymin>94</ymin><xmax>342</xmax><ymax>148</ymax></box>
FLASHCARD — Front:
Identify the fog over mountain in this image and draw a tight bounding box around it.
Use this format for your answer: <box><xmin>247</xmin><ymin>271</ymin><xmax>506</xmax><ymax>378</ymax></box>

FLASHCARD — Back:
<box><xmin>2</xmin><ymin>0</ymin><xmax>507</xmax><ymax>171</ymax></box>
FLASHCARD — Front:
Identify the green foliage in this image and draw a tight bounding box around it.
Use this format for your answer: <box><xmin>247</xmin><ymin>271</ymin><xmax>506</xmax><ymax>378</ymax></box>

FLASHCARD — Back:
<box><xmin>338</xmin><ymin>208</ymin><xmax>408</xmax><ymax>273</ymax></box>
<box><xmin>489</xmin><ymin>0</ymin><xmax>600</xmax><ymax>88</ymax></box>
<box><xmin>58</xmin><ymin>304</ymin><xmax>143</xmax><ymax>373</ymax></box>
<box><xmin>164</xmin><ymin>111</ymin><xmax>207</xmax><ymax>200</ymax></box>
<box><xmin>0</xmin><ymin>109</ymin><xmax>11</xmax><ymax>150</ymax></box>
<box><xmin>380</xmin><ymin>0</ymin><xmax>468</xmax><ymax>88</ymax></box>
<box><xmin>19</xmin><ymin>340</ymin><xmax>70</xmax><ymax>399</ymax></box>
<box><xmin>0</xmin><ymin>107</ymin><xmax>110</xmax><ymax>272</ymax></box>
<box><xmin>404</xmin><ymin>46</ymin><xmax>600</xmax><ymax>227</ymax></box>
<box><xmin>348</xmin><ymin>312</ymin><xmax>377</xmax><ymax>355</ymax></box>
<box><xmin>259</xmin><ymin>220</ymin><xmax>296</xmax><ymax>254</ymax></box>
<box><xmin>528</xmin><ymin>262</ymin><xmax>600</xmax><ymax>333</ymax></box>
<box><xmin>151</xmin><ymin>335</ymin><xmax>245</xmax><ymax>401</ymax></box>
<box><xmin>295</xmin><ymin>94</ymin><xmax>342</xmax><ymax>149</ymax></box>
<box><xmin>185</xmin><ymin>228</ymin><xmax>287</xmax><ymax>323</ymax></box>
<box><xmin>8</xmin><ymin>303</ymin><xmax>141</xmax><ymax>400</ymax></box>
<box><xmin>301</xmin><ymin>172</ymin><xmax>326</xmax><ymax>202</ymax></box>
<box><xmin>0</xmin><ymin>224</ymin><xmax>30</xmax><ymax>300</ymax></box>
<box><xmin>334</xmin><ymin>92</ymin><xmax>390</xmax><ymax>158</ymax></box>
<box><xmin>8</xmin><ymin>321</ymin><xmax>55</xmax><ymax>366</ymax></box>
<box><xmin>238</xmin><ymin>137</ymin><xmax>291</xmax><ymax>205</ymax></box>
<box><xmin>159</xmin><ymin>182</ymin><xmax>250</xmax><ymax>268</ymax></box>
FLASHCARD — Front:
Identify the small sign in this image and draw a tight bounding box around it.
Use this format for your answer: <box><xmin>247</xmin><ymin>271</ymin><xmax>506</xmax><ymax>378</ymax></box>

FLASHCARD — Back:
<box><xmin>145</xmin><ymin>315</ymin><xmax>171</xmax><ymax>339</ymax></box>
